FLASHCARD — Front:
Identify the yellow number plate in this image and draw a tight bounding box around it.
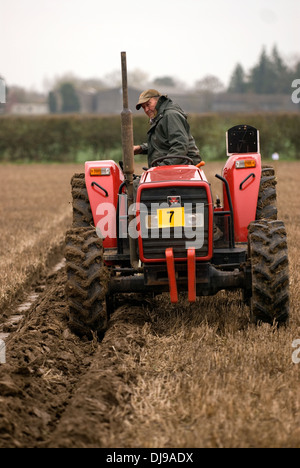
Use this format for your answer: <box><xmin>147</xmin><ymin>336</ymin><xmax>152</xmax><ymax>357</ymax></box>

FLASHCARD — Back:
<box><xmin>157</xmin><ymin>207</ymin><xmax>185</xmax><ymax>228</ymax></box>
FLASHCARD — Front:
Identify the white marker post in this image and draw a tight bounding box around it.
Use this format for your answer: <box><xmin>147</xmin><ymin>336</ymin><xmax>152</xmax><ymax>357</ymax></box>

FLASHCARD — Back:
<box><xmin>0</xmin><ymin>339</ymin><xmax>6</xmax><ymax>364</ymax></box>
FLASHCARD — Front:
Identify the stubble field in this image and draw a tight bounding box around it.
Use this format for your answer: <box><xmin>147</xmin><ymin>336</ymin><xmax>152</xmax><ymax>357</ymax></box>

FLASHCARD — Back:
<box><xmin>0</xmin><ymin>161</ymin><xmax>299</xmax><ymax>448</ymax></box>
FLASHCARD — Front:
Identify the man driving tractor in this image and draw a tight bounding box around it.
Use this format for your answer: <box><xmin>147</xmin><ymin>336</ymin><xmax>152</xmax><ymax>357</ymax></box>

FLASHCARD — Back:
<box><xmin>133</xmin><ymin>89</ymin><xmax>202</xmax><ymax>167</ymax></box>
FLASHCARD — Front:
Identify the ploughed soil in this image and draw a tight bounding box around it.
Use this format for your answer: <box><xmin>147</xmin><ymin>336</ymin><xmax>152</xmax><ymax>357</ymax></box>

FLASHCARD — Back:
<box><xmin>0</xmin><ymin>264</ymin><xmax>155</xmax><ymax>448</ymax></box>
<box><xmin>1</xmin><ymin>259</ymin><xmax>300</xmax><ymax>448</ymax></box>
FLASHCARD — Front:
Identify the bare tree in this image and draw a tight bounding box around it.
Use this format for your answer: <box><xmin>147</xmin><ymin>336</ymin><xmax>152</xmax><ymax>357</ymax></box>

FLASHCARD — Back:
<box><xmin>194</xmin><ymin>75</ymin><xmax>225</xmax><ymax>93</ymax></box>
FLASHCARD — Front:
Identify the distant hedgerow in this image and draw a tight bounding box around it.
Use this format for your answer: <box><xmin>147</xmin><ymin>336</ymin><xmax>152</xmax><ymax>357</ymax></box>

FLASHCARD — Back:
<box><xmin>0</xmin><ymin>112</ymin><xmax>299</xmax><ymax>162</ymax></box>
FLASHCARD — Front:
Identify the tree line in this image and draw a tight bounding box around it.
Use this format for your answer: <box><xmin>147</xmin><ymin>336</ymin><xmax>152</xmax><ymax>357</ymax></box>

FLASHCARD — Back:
<box><xmin>228</xmin><ymin>45</ymin><xmax>300</xmax><ymax>94</ymax></box>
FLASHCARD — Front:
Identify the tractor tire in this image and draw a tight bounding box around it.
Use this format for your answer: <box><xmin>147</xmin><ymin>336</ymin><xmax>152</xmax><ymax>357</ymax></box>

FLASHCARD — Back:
<box><xmin>248</xmin><ymin>220</ymin><xmax>289</xmax><ymax>325</ymax></box>
<box><xmin>71</xmin><ymin>173</ymin><xmax>93</xmax><ymax>227</ymax></box>
<box><xmin>65</xmin><ymin>226</ymin><xmax>110</xmax><ymax>338</ymax></box>
<box><xmin>256</xmin><ymin>166</ymin><xmax>277</xmax><ymax>220</ymax></box>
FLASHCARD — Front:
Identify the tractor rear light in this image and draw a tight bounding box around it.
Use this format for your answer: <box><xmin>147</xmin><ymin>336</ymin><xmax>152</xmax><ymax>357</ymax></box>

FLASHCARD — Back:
<box><xmin>235</xmin><ymin>159</ymin><xmax>256</xmax><ymax>169</ymax></box>
<box><xmin>90</xmin><ymin>167</ymin><xmax>111</xmax><ymax>176</ymax></box>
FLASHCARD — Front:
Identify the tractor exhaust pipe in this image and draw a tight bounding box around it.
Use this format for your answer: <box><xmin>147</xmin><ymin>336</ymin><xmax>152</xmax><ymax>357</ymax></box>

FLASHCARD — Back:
<box><xmin>120</xmin><ymin>51</ymin><xmax>138</xmax><ymax>269</ymax></box>
<box><xmin>121</xmin><ymin>52</ymin><xmax>134</xmax><ymax>177</ymax></box>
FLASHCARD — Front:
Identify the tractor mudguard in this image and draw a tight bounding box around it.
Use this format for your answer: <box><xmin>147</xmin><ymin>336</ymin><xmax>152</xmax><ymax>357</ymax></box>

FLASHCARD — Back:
<box><xmin>222</xmin><ymin>152</ymin><xmax>262</xmax><ymax>242</ymax></box>
<box><xmin>85</xmin><ymin>160</ymin><xmax>124</xmax><ymax>249</ymax></box>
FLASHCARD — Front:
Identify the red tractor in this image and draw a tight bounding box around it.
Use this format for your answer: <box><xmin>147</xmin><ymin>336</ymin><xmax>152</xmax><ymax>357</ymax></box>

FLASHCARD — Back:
<box><xmin>64</xmin><ymin>53</ymin><xmax>289</xmax><ymax>338</ymax></box>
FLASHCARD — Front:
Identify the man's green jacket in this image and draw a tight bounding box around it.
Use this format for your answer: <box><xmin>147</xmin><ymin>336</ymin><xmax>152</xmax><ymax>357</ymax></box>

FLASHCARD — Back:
<box><xmin>140</xmin><ymin>95</ymin><xmax>201</xmax><ymax>167</ymax></box>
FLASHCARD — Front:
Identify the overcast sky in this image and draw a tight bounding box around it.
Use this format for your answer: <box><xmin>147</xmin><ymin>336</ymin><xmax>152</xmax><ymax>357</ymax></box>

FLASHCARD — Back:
<box><xmin>1</xmin><ymin>0</ymin><xmax>299</xmax><ymax>92</ymax></box>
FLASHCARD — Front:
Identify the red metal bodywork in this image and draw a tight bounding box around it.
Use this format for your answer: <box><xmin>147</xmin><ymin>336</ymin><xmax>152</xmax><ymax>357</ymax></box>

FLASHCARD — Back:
<box><xmin>86</xmin><ymin>154</ymin><xmax>260</xmax><ymax>261</ymax></box>
<box><xmin>222</xmin><ymin>153</ymin><xmax>261</xmax><ymax>242</ymax></box>
<box><xmin>85</xmin><ymin>160</ymin><xmax>124</xmax><ymax>249</ymax></box>
<box><xmin>187</xmin><ymin>247</ymin><xmax>196</xmax><ymax>302</ymax></box>
<box><xmin>165</xmin><ymin>247</ymin><xmax>197</xmax><ymax>303</ymax></box>
<box><xmin>136</xmin><ymin>165</ymin><xmax>214</xmax><ymax>263</ymax></box>
<box><xmin>165</xmin><ymin>247</ymin><xmax>178</xmax><ymax>303</ymax></box>
<box><xmin>139</xmin><ymin>165</ymin><xmax>208</xmax><ymax>184</ymax></box>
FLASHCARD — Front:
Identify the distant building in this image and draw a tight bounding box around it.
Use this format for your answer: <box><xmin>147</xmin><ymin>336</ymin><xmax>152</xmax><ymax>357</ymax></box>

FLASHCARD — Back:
<box><xmin>210</xmin><ymin>93</ymin><xmax>297</xmax><ymax>113</ymax></box>
<box><xmin>94</xmin><ymin>87</ymin><xmax>141</xmax><ymax>114</ymax></box>
<box><xmin>93</xmin><ymin>87</ymin><xmax>299</xmax><ymax>114</ymax></box>
<box><xmin>9</xmin><ymin>102</ymin><xmax>48</xmax><ymax>115</ymax></box>
<box><xmin>5</xmin><ymin>86</ymin><xmax>299</xmax><ymax>116</ymax></box>
<box><xmin>159</xmin><ymin>91</ymin><xmax>298</xmax><ymax>114</ymax></box>
<box><xmin>77</xmin><ymin>88</ymin><xmax>97</xmax><ymax>114</ymax></box>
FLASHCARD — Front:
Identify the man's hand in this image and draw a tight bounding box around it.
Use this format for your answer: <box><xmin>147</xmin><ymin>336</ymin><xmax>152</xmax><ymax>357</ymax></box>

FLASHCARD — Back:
<box><xmin>134</xmin><ymin>145</ymin><xmax>142</xmax><ymax>155</ymax></box>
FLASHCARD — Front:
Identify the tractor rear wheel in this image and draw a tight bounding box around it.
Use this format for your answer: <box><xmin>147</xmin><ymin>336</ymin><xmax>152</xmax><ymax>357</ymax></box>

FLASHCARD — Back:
<box><xmin>248</xmin><ymin>220</ymin><xmax>289</xmax><ymax>325</ymax></box>
<box><xmin>65</xmin><ymin>226</ymin><xmax>110</xmax><ymax>338</ymax></box>
<box><xmin>71</xmin><ymin>173</ymin><xmax>93</xmax><ymax>227</ymax></box>
<box><xmin>256</xmin><ymin>166</ymin><xmax>277</xmax><ymax>220</ymax></box>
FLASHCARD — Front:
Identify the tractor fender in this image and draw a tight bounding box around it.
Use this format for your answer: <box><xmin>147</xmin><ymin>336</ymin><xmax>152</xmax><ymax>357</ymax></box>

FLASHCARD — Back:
<box><xmin>222</xmin><ymin>153</ymin><xmax>262</xmax><ymax>242</ymax></box>
<box><xmin>85</xmin><ymin>160</ymin><xmax>124</xmax><ymax>248</ymax></box>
